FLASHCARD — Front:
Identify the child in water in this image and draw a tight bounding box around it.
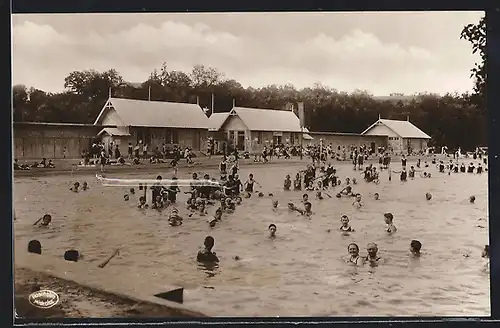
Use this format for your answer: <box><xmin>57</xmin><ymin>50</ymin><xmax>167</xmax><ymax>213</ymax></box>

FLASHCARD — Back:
<box><xmin>352</xmin><ymin>193</ymin><xmax>363</xmax><ymax>208</ymax></box>
<box><xmin>70</xmin><ymin>182</ymin><xmax>80</xmax><ymax>192</ymax></box>
<box><xmin>268</xmin><ymin>224</ymin><xmax>277</xmax><ymax>239</ymax></box>
<box><xmin>138</xmin><ymin>196</ymin><xmax>149</xmax><ymax>209</ymax></box>
<box><xmin>339</xmin><ymin>215</ymin><xmax>354</xmax><ymax>232</ymax></box>
<box><xmin>374</xmin><ymin>193</ymin><xmax>380</xmax><ymax>200</ymax></box>
<box><xmin>82</xmin><ymin>182</ymin><xmax>89</xmax><ymax>191</ymax></box>
<box><xmin>284</xmin><ymin>175</ymin><xmax>292</xmax><ymax>191</ymax></box>
<box><xmin>410</xmin><ymin>240</ymin><xmax>422</xmax><ymax>257</ymax></box>
<box><xmin>33</xmin><ymin>214</ymin><xmax>52</xmax><ymax>227</ymax></box>
<box><xmin>384</xmin><ymin>213</ymin><xmax>397</xmax><ymax>233</ymax></box>
<box><xmin>293</xmin><ymin>173</ymin><xmax>302</xmax><ymax>191</ymax></box>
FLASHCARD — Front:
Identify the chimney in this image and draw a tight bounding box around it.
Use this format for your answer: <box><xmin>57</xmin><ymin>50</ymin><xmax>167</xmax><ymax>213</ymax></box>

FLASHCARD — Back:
<box><xmin>407</xmin><ymin>115</ymin><xmax>410</xmax><ymax>122</ymax></box>
<box><xmin>378</xmin><ymin>113</ymin><xmax>381</xmax><ymax>120</ymax></box>
<box><xmin>233</xmin><ymin>98</ymin><xmax>236</xmax><ymax>108</ymax></box>
<box><xmin>196</xmin><ymin>96</ymin><xmax>199</xmax><ymax>106</ymax></box>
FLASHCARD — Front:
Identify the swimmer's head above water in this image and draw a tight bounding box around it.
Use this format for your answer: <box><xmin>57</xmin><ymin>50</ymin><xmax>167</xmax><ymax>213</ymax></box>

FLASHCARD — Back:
<box><xmin>425</xmin><ymin>193</ymin><xmax>432</xmax><ymax>201</ymax></box>
<box><xmin>41</xmin><ymin>214</ymin><xmax>52</xmax><ymax>226</ymax></box>
<box><xmin>340</xmin><ymin>215</ymin><xmax>349</xmax><ymax>227</ymax></box>
<box><xmin>348</xmin><ymin>243</ymin><xmax>360</xmax><ymax>257</ymax></box>
<box><xmin>302</xmin><ymin>194</ymin><xmax>309</xmax><ymax>202</ymax></box>
<box><xmin>124</xmin><ymin>194</ymin><xmax>129</xmax><ymax>201</ymax></box>
<box><xmin>374</xmin><ymin>193</ymin><xmax>380</xmax><ymax>200</ymax></box>
<box><xmin>28</xmin><ymin>240</ymin><xmax>41</xmax><ymax>254</ymax></box>
<box><xmin>268</xmin><ymin>224</ymin><xmax>277</xmax><ymax>237</ymax></box>
<box><xmin>367</xmin><ymin>242</ymin><xmax>378</xmax><ymax>258</ymax></box>
<box><xmin>410</xmin><ymin>240</ymin><xmax>422</xmax><ymax>256</ymax></box>
<box><xmin>384</xmin><ymin>212</ymin><xmax>394</xmax><ymax>224</ymax></box>
<box><xmin>272</xmin><ymin>200</ymin><xmax>279</xmax><ymax>208</ymax></box>
<box><xmin>470</xmin><ymin>196</ymin><xmax>476</xmax><ymax>203</ymax></box>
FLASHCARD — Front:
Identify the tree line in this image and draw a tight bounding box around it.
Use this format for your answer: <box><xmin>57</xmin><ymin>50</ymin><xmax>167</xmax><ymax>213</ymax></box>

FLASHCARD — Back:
<box><xmin>13</xmin><ymin>17</ymin><xmax>486</xmax><ymax>151</ymax></box>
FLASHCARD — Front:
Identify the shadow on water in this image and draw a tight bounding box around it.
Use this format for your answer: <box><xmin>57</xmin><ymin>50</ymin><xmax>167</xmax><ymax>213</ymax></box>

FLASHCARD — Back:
<box><xmin>14</xmin><ymin>160</ymin><xmax>490</xmax><ymax>316</ymax></box>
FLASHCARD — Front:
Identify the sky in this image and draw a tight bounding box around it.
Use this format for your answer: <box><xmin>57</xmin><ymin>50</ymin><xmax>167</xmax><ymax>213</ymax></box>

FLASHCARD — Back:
<box><xmin>12</xmin><ymin>11</ymin><xmax>484</xmax><ymax>96</ymax></box>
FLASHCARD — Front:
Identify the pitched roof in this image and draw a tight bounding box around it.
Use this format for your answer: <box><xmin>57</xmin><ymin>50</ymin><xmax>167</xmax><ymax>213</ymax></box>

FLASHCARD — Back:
<box><xmin>361</xmin><ymin>119</ymin><xmax>431</xmax><ymax>139</ymax></box>
<box><xmin>97</xmin><ymin>128</ymin><xmax>131</xmax><ymax>137</ymax></box>
<box><xmin>229</xmin><ymin>107</ymin><xmax>303</xmax><ymax>132</ymax></box>
<box><xmin>208</xmin><ymin>112</ymin><xmax>230</xmax><ymax>131</ymax></box>
<box><xmin>94</xmin><ymin>97</ymin><xmax>209</xmax><ymax>129</ymax></box>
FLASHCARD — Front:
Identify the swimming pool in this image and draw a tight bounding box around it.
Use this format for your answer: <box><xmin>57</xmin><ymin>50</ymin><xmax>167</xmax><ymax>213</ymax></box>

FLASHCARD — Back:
<box><xmin>14</xmin><ymin>160</ymin><xmax>490</xmax><ymax>317</ymax></box>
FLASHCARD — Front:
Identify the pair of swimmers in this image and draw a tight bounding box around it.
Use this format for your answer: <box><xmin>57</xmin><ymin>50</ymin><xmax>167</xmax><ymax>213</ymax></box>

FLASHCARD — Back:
<box><xmin>69</xmin><ymin>181</ymin><xmax>88</xmax><ymax>192</ymax></box>
<box><xmin>27</xmin><ymin>240</ymin><xmax>119</xmax><ymax>268</ymax></box>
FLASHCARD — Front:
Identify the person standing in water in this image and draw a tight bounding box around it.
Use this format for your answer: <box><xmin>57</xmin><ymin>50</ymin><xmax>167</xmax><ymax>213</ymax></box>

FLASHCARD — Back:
<box><xmin>197</xmin><ymin>236</ymin><xmax>219</xmax><ymax>263</ymax></box>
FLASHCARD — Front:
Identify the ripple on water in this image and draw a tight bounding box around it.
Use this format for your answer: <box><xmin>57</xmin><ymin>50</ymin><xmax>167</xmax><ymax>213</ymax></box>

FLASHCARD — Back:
<box><xmin>14</xmin><ymin>161</ymin><xmax>490</xmax><ymax>316</ymax></box>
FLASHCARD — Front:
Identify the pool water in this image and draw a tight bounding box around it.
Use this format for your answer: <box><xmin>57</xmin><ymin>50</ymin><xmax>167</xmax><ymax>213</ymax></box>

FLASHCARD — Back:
<box><xmin>14</xmin><ymin>160</ymin><xmax>490</xmax><ymax>317</ymax></box>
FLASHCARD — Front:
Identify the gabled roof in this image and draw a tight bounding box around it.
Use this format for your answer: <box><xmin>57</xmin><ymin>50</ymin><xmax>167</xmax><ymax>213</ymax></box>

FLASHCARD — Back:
<box><xmin>94</xmin><ymin>97</ymin><xmax>209</xmax><ymax>129</ymax></box>
<box><xmin>97</xmin><ymin>128</ymin><xmax>131</xmax><ymax>137</ymax></box>
<box><xmin>208</xmin><ymin>112</ymin><xmax>230</xmax><ymax>131</ymax></box>
<box><xmin>361</xmin><ymin>119</ymin><xmax>431</xmax><ymax>139</ymax></box>
<box><xmin>228</xmin><ymin>107</ymin><xmax>303</xmax><ymax>132</ymax></box>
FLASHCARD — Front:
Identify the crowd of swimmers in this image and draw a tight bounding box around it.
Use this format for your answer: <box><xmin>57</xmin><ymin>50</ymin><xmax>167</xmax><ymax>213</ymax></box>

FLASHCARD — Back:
<box><xmin>24</xmin><ymin>151</ymin><xmax>489</xmax><ymax>269</ymax></box>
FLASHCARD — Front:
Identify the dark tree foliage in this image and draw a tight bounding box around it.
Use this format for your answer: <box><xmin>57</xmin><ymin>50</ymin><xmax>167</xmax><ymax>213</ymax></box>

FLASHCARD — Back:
<box><xmin>13</xmin><ymin>25</ymin><xmax>487</xmax><ymax>151</ymax></box>
<box><xmin>460</xmin><ymin>16</ymin><xmax>486</xmax><ymax>109</ymax></box>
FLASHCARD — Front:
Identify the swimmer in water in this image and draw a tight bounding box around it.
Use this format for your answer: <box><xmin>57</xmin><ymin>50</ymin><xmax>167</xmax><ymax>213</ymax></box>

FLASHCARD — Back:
<box><xmin>290</xmin><ymin>201</ymin><xmax>313</xmax><ymax>217</ymax></box>
<box><xmin>345</xmin><ymin>177</ymin><xmax>351</xmax><ymax>185</ymax></box>
<box><xmin>352</xmin><ymin>193</ymin><xmax>362</xmax><ymax>208</ymax></box>
<box><xmin>339</xmin><ymin>215</ymin><xmax>354</xmax><ymax>232</ymax></box>
<box><xmin>284</xmin><ymin>175</ymin><xmax>292</xmax><ymax>191</ymax></box>
<box><xmin>235</xmin><ymin>196</ymin><xmax>242</xmax><ymax>205</ymax></box>
<box><xmin>213</xmin><ymin>207</ymin><xmax>223</xmax><ymax>222</ymax></box>
<box><xmin>272</xmin><ymin>199</ymin><xmax>279</xmax><ymax>211</ymax></box>
<box><xmin>302</xmin><ymin>193</ymin><xmax>309</xmax><ymax>203</ymax></box>
<box><xmin>346</xmin><ymin>243</ymin><xmax>364</xmax><ymax>266</ymax></box>
<box><xmin>374</xmin><ymin>192</ymin><xmax>380</xmax><ymax>200</ymax></box>
<box><xmin>197</xmin><ymin>236</ymin><xmax>219</xmax><ymax>263</ymax></box>
<box><xmin>28</xmin><ymin>240</ymin><xmax>42</xmax><ymax>254</ymax></box>
<box><xmin>130</xmin><ymin>188</ymin><xmax>135</xmax><ymax>195</ymax></box>
<box><xmin>138</xmin><ymin>196</ymin><xmax>149</xmax><ymax>209</ymax></box>
<box><xmin>124</xmin><ymin>194</ymin><xmax>130</xmax><ymax>201</ymax></box>
<box><xmin>410</xmin><ymin>240</ymin><xmax>422</xmax><ymax>257</ymax></box>
<box><xmin>425</xmin><ymin>193</ymin><xmax>432</xmax><ymax>201</ymax></box>
<box><xmin>364</xmin><ymin>242</ymin><xmax>381</xmax><ymax>265</ymax></box>
<box><xmin>408</xmin><ymin>166</ymin><xmax>416</xmax><ymax>179</ymax></box>
<box><xmin>168</xmin><ymin>208</ymin><xmax>183</xmax><ymax>226</ymax></box>
<box><xmin>268</xmin><ymin>224</ymin><xmax>277</xmax><ymax>238</ymax></box>
<box><xmin>470</xmin><ymin>196</ymin><xmax>476</xmax><ymax>203</ymax></box>
<box><xmin>339</xmin><ymin>185</ymin><xmax>353</xmax><ymax>197</ymax></box>
<box><xmin>316</xmin><ymin>191</ymin><xmax>324</xmax><ymax>200</ymax></box>
<box><xmin>70</xmin><ymin>182</ymin><xmax>80</xmax><ymax>192</ymax></box>
<box><xmin>384</xmin><ymin>213</ymin><xmax>397</xmax><ymax>233</ymax></box>
<box><xmin>82</xmin><ymin>182</ymin><xmax>88</xmax><ymax>191</ymax></box>
<box><xmin>293</xmin><ymin>173</ymin><xmax>302</xmax><ymax>191</ymax></box>
<box><xmin>33</xmin><ymin>214</ymin><xmax>51</xmax><ymax>227</ymax></box>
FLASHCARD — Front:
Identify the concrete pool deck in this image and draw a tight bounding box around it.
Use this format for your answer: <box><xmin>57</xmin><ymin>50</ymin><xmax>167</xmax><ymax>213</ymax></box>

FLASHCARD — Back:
<box><xmin>15</xmin><ymin>252</ymin><xmax>208</xmax><ymax>318</ymax></box>
<box><xmin>13</xmin><ymin>155</ymin><xmax>433</xmax><ymax>178</ymax></box>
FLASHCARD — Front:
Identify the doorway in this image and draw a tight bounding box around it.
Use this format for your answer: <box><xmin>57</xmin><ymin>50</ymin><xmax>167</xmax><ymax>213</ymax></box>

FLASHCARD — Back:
<box><xmin>370</xmin><ymin>142</ymin><xmax>376</xmax><ymax>154</ymax></box>
<box><xmin>237</xmin><ymin>131</ymin><xmax>245</xmax><ymax>150</ymax></box>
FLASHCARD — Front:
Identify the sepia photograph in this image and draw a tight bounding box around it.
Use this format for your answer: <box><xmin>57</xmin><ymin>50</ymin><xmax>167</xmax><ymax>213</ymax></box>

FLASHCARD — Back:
<box><xmin>12</xmin><ymin>11</ymin><xmax>489</xmax><ymax>318</ymax></box>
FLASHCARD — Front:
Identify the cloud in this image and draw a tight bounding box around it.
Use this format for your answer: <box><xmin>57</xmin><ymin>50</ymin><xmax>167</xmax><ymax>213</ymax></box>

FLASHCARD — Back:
<box><xmin>12</xmin><ymin>16</ymin><xmax>477</xmax><ymax>95</ymax></box>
